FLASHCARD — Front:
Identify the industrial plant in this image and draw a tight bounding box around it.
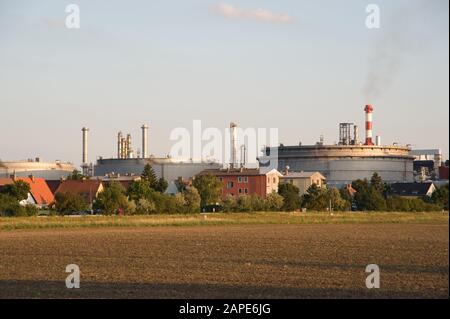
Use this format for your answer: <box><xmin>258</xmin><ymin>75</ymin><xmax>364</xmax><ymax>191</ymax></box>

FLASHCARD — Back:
<box><xmin>0</xmin><ymin>158</ymin><xmax>75</xmax><ymax>180</ymax></box>
<box><xmin>1</xmin><ymin>104</ymin><xmax>447</xmax><ymax>189</ymax></box>
<box><xmin>259</xmin><ymin>105</ymin><xmax>418</xmax><ymax>187</ymax></box>
<box><xmin>82</xmin><ymin>123</ymin><xmax>221</xmax><ymax>192</ymax></box>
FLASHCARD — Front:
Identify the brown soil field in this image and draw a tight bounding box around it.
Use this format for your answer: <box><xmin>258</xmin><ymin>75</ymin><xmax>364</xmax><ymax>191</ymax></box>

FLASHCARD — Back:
<box><xmin>0</xmin><ymin>223</ymin><xmax>448</xmax><ymax>299</ymax></box>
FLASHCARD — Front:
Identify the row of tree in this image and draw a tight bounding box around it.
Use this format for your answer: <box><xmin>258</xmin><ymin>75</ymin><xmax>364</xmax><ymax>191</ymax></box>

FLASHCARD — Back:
<box><xmin>1</xmin><ymin>166</ymin><xmax>448</xmax><ymax>216</ymax></box>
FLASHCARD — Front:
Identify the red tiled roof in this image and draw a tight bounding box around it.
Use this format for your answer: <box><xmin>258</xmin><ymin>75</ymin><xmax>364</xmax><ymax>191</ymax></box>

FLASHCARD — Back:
<box><xmin>0</xmin><ymin>177</ymin><xmax>55</xmax><ymax>205</ymax></box>
<box><xmin>55</xmin><ymin>180</ymin><xmax>103</xmax><ymax>197</ymax></box>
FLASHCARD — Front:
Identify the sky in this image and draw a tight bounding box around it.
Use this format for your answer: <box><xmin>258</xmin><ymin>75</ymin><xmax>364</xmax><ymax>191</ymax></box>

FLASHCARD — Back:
<box><xmin>0</xmin><ymin>0</ymin><xmax>448</xmax><ymax>168</ymax></box>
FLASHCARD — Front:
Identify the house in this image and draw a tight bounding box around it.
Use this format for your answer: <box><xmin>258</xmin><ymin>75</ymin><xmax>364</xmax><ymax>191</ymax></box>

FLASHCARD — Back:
<box><xmin>390</xmin><ymin>182</ymin><xmax>436</xmax><ymax>198</ymax></box>
<box><xmin>280</xmin><ymin>171</ymin><xmax>326</xmax><ymax>196</ymax></box>
<box><xmin>0</xmin><ymin>176</ymin><xmax>55</xmax><ymax>208</ymax></box>
<box><xmin>55</xmin><ymin>180</ymin><xmax>104</xmax><ymax>205</ymax></box>
<box><xmin>196</xmin><ymin>168</ymin><xmax>282</xmax><ymax>199</ymax></box>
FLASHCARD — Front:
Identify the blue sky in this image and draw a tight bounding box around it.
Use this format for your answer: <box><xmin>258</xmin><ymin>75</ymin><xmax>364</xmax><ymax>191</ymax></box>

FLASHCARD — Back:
<box><xmin>0</xmin><ymin>0</ymin><xmax>448</xmax><ymax>167</ymax></box>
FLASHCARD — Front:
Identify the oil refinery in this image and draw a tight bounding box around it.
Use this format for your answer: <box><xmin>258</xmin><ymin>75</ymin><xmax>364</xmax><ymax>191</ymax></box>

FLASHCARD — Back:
<box><xmin>259</xmin><ymin>105</ymin><xmax>415</xmax><ymax>187</ymax></box>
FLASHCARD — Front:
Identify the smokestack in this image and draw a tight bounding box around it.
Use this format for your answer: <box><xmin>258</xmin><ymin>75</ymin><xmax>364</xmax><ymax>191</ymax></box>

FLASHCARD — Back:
<box><xmin>353</xmin><ymin>125</ymin><xmax>359</xmax><ymax>145</ymax></box>
<box><xmin>230</xmin><ymin>122</ymin><xmax>237</xmax><ymax>169</ymax></box>
<box><xmin>82</xmin><ymin>127</ymin><xmax>89</xmax><ymax>164</ymax></box>
<box><xmin>117</xmin><ymin>132</ymin><xmax>123</xmax><ymax>159</ymax></box>
<box><xmin>364</xmin><ymin>104</ymin><xmax>374</xmax><ymax>145</ymax></box>
<box><xmin>376</xmin><ymin>135</ymin><xmax>381</xmax><ymax>146</ymax></box>
<box><xmin>141</xmin><ymin>124</ymin><xmax>149</xmax><ymax>159</ymax></box>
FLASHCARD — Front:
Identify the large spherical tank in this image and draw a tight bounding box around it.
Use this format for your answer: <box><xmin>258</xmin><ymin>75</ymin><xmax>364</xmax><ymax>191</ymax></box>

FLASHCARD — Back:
<box><xmin>0</xmin><ymin>160</ymin><xmax>75</xmax><ymax>180</ymax></box>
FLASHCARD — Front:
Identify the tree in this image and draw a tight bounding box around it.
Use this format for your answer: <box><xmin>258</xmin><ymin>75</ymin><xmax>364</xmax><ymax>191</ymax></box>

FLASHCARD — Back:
<box><xmin>127</xmin><ymin>179</ymin><xmax>153</xmax><ymax>201</ymax></box>
<box><xmin>94</xmin><ymin>181</ymin><xmax>129</xmax><ymax>215</ymax></box>
<box><xmin>1</xmin><ymin>180</ymin><xmax>30</xmax><ymax>201</ymax></box>
<box><xmin>55</xmin><ymin>192</ymin><xmax>88</xmax><ymax>215</ymax></box>
<box><xmin>183</xmin><ymin>186</ymin><xmax>201</xmax><ymax>213</ymax></box>
<box><xmin>328</xmin><ymin>187</ymin><xmax>350</xmax><ymax>211</ymax></box>
<box><xmin>155</xmin><ymin>178</ymin><xmax>168</xmax><ymax>193</ymax></box>
<box><xmin>264</xmin><ymin>192</ymin><xmax>284</xmax><ymax>211</ymax></box>
<box><xmin>352</xmin><ymin>178</ymin><xmax>387</xmax><ymax>211</ymax></box>
<box><xmin>0</xmin><ymin>194</ymin><xmax>23</xmax><ymax>216</ymax></box>
<box><xmin>426</xmin><ymin>184</ymin><xmax>449</xmax><ymax>210</ymax></box>
<box><xmin>141</xmin><ymin>164</ymin><xmax>158</xmax><ymax>188</ymax></box>
<box><xmin>301</xmin><ymin>184</ymin><xmax>328</xmax><ymax>211</ymax></box>
<box><xmin>192</xmin><ymin>174</ymin><xmax>223</xmax><ymax>207</ymax></box>
<box><xmin>67</xmin><ymin>170</ymin><xmax>87</xmax><ymax>181</ymax></box>
<box><xmin>278</xmin><ymin>183</ymin><xmax>300</xmax><ymax>211</ymax></box>
<box><xmin>370</xmin><ymin>172</ymin><xmax>385</xmax><ymax>194</ymax></box>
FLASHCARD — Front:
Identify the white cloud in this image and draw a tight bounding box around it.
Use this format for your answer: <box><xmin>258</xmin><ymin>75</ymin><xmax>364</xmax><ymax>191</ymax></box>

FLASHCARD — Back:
<box><xmin>212</xmin><ymin>3</ymin><xmax>293</xmax><ymax>23</ymax></box>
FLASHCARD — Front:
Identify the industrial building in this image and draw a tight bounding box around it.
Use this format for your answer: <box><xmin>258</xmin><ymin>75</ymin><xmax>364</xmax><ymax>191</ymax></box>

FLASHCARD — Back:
<box><xmin>0</xmin><ymin>158</ymin><xmax>75</xmax><ymax>180</ymax></box>
<box><xmin>88</xmin><ymin>124</ymin><xmax>222</xmax><ymax>191</ymax></box>
<box><xmin>409</xmin><ymin>149</ymin><xmax>445</xmax><ymax>181</ymax></box>
<box><xmin>259</xmin><ymin>105</ymin><xmax>415</xmax><ymax>187</ymax></box>
<box><xmin>94</xmin><ymin>157</ymin><xmax>221</xmax><ymax>184</ymax></box>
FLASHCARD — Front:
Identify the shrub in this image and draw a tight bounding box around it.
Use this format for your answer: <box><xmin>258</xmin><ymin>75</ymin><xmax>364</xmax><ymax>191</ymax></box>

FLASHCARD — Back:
<box><xmin>134</xmin><ymin>198</ymin><xmax>156</xmax><ymax>215</ymax></box>
<box><xmin>183</xmin><ymin>186</ymin><xmax>201</xmax><ymax>213</ymax></box>
<box><xmin>236</xmin><ymin>195</ymin><xmax>253</xmax><ymax>212</ymax></box>
<box><xmin>55</xmin><ymin>191</ymin><xmax>88</xmax><ymax>215</ymax></box>
<box><xmin>264</xmin><ymin>192</ymin><xmax>284</xmax><ymax>211</ymax></box>
<box><xmin>222</xmin><ymin>195</ymin><xmax>237</xmax><ymax>212</ymax></box>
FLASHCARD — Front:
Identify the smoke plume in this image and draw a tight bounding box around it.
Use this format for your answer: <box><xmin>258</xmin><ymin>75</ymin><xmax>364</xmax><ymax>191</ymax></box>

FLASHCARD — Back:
<box><xmin>363</xmin><ymin>0</ymin><xmax>448</xmax><ymax>100</ymax></box>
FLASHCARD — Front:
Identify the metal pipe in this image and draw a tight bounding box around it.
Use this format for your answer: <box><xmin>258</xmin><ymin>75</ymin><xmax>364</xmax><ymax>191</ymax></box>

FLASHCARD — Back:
<box><xmin>82</xmin><ymin>127</ymin><xmax>89</xmax><ymax>164</ymax></box>
<box><xmin>230</xmin><ymin>122</ymin><xmax>237</xmax><ymax>169</ymax></box>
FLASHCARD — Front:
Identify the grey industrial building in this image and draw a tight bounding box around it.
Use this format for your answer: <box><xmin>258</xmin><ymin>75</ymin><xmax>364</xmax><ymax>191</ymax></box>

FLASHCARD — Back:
<box><xmin>259</xmin><ymin>106</ymin><xmax>414</xmax><ymax>187</ymax></box>
<box><xmin>94</xmin><ymin>157</ymin><xmax>221</xmax><ymax>183</ymax></box>
<box><xmin>259</xmin><ymin>144</ymin><xmax>414</xmax><ymax>187</ymax></box>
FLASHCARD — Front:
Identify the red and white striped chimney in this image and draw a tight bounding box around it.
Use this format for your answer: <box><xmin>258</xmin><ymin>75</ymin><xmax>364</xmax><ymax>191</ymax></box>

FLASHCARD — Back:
<box><xmin>364</xmin><ymin>104</ymin><xmax>374</xmax><ymax>145</ymax></box>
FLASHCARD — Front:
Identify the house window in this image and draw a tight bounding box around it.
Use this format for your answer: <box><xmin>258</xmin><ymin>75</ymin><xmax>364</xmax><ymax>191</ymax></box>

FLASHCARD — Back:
<box><xmin>244</xmin><ymin>188</ymin><xmax>248</xmax><ymax>194</ymax></box>
<box><xmin>238</xmin><ymin>176</ymin><xmax>248</xmax><ymax>183</ymax></box>
<box><xmin>273</xmin><ymin>177</ymin><xmax>276</xmax><ymax>183</ymax></box>
<box><xmin>218</xmin><ymin>177</ymin><xmax>223</xmax><ymax>182</ymax></box>
<box><xmin>238</xmin><ymin>188</ymin><xmax>242</xmax><ymax>194</ymax></box>
<box><xmin>227</xmin><ymin>181</ymin><xmax>234</xmax><ymax>189</ymax></box>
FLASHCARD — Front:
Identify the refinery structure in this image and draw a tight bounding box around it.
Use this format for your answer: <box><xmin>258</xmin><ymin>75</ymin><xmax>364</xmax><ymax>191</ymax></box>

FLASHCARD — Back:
<box><xmin>89</xmin><ymin>124</ymin><xmax>221</xmax><ymax>191</ymax></box>
<box><xmin>259</xmin><ymin>105</ymin><xmax>415</xmax><ymax>187</ymax></box>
